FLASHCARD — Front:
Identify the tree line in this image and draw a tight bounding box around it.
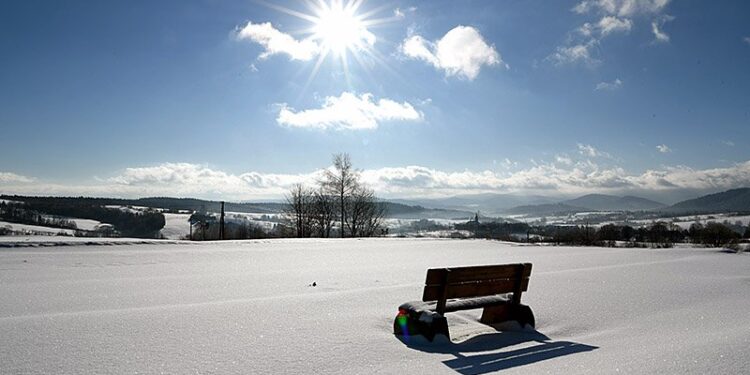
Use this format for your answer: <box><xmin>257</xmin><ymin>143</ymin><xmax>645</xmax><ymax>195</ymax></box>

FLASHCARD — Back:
<box><xmin>0</xmin><ymin>201</ymin><xmax>78</xmax><ymax>230</ymax></box>
<box><xmin>0</xmin><ymin>200</ymin><xmax>165</xmax><ymax>238</ymax></box>
<box><xmin>456</xmin><ymin>219</ymin><xmax>748</xmax><ymax>248</ymax></box>
<box><xmin>286</xmin><ymin>153</ymin><xmax>385</xmax><ymax>238</ymax></box>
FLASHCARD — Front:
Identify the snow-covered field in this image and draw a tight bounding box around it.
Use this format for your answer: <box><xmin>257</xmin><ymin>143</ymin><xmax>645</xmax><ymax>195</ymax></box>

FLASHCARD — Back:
<box><xmin>160</xmin><ymin>213</ymin><xmax>192</xmax><ymax>240</ymax></box>
<box><xmin>0</xmin><ymin>220</ymin><xmax>76</xmax><ymax>236</ymax></box>
<box><xmin>0</xmin><ymin>238</ymin><xmax>748</xmax><ymax>374</ymax></box>
<box><xmin>69</xmin><ymin>218</ymin><xmax>103</xmax><ymax>231</ymax></box>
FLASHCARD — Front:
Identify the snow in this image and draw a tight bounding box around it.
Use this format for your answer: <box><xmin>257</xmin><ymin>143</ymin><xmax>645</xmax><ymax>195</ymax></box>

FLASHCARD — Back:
<box><xmin>160</xmin><ymin>213</ymin><xmax>192</xmax><ymax>240</ymax></box>
<box><xmin>226</xmin><ymin>211</ymin><xmax>282</xmax><ymax>220</ymax></box>
<box><xmin>0</xmin><ymin>238</ymin><xmax>748</xmax><ymax>374</ymax></box>
<box><xmin>0</xmin><ymin>236</ymin><xmax>181</xmax><ymax>247</ymax></box>
<box><xmin>104</xmin><ymin>205</ymin><xmax>153</xmax><ymax>214</ymax></box>
<box><xmin>0</xmin><ymin>220</ymin><xmax>76</xmax><ymax>236</ymax></box>
<box><xmin>69</xmin><ymin>218</ymin><xmax>102</xmax><ymax>231</ymax></box>
<box><xmin>1</xmin><ymin>218</ymin><xmax>105</xmax><ymax>234</ymax></box>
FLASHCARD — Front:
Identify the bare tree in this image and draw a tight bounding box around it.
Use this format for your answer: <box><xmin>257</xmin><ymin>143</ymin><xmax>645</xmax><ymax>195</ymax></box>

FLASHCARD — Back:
<box><xmin>347</xmin><ymin>185</ymin><xmax>385</xmax><ymax>237</ymax></box>
<box><xmin>287</xmin><ymin>153</ymin><xmax>387</xmax><ymax>238</ymax></box>
<box><xmin>312</xmin><ymin>188</ymin><xmax>335</xmax><ymax>237</ymax></box>
<box><xmin>323</xmin><ymin>153</ymin><xmax>359</xmax><ymax>238</ymax></box>
<box><xmin>285</xmin><ymin>183</ymin><xmax>314</xmax><ymax>237</ymax></box>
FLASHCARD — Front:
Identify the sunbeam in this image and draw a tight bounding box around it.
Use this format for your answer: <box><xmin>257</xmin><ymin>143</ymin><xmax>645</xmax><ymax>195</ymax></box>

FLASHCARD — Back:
<box><xmin>257</xmin><ymin>0</ymin><xmax>393</xmax><ymax>91</ymax></box>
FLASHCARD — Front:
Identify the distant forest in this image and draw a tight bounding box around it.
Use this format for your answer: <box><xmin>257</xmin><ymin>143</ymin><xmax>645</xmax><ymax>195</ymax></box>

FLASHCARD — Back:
<box><xmin>0</xmin><ymin>195</ymin><xmax>471</xmax><ymax>219</ymax></box>
<box><xmin>454</xmin><ymin>219</ymin><xmax>749</xmax><ymax>248</ymax></box>
<box><xmin>0</xmin><ymin>198</ymin><xmax>164</xmax><ymax>238</ymax></box>
<box><xmin>1</xmin><ymin>195</ymin><xmax>286</xmax><ymax>214</ymax></box>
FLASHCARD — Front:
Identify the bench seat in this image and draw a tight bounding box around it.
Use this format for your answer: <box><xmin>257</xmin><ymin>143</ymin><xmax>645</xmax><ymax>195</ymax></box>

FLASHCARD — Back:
<box><xmin>399</xmin><ymin>293</ymin><xmax>513</xmax><ymax>315</ymax></box>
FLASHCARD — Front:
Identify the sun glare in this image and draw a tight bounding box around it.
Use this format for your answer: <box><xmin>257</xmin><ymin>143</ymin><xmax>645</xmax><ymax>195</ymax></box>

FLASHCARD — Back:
<box><xmin>312</xmin><ymin>1</ymin><xmax>375</xmax><ymax>55</ymax></box>
<box><xmin>259</xmin><ymin>0</ymin><xmax>391</xmax><ymax>91</ymax></box>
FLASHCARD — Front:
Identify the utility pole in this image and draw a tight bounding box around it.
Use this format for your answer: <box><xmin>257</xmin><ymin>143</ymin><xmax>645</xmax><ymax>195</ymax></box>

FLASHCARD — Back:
<box><xmin>220</xmin><ymin>201</ymin><xmax>225</xmax><ymax>240</ymax></box>
<box><xmin>585</xmin><ymin>220</ymin><xmax>590</xmax><ymax>245</ymax></box>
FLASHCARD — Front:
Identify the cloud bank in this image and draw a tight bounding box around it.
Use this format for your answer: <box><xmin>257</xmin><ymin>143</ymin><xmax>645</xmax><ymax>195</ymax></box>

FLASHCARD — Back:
<box><xmin>3</xmin><ymin>158</ymin><xmax>750</xmax><ymax>201</ymax></box>
<box><xmin>0</xmin><ymin>172</ymin><xmax>34</xmax><ymax>184</ymax></box>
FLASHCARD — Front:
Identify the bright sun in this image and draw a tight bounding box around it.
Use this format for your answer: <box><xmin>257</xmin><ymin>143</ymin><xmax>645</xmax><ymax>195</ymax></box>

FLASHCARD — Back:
<box><xmin>260</xmin><ymin>0</ymin><xmax>389</xmax><ymax>89</ymax></box>
<box><xmin>312</xmin><ymin>1</ymin><xmax>375</xmax><ymax>56</ymax></box>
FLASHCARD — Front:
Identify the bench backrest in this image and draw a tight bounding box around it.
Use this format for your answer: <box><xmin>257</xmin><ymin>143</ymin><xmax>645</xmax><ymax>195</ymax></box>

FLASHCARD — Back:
<box><xmin>422</xmin><ymin>263</ymin><xmax>532</xmax><ymax>315</ymax></box>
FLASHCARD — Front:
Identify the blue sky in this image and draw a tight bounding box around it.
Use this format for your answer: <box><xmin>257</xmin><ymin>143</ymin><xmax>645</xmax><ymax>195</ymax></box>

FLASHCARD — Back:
<box><xmin>1</xmin><ymin>0</ymin><xmax>749</xmax><ymax>201</ymax></box>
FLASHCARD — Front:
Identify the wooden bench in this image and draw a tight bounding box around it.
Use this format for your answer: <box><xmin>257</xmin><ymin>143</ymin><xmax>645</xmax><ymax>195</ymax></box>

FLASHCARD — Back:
<box><xmin>394</xmin><ymin>263</ymin><xmax>534</xmax><ymax>341</ymax></box>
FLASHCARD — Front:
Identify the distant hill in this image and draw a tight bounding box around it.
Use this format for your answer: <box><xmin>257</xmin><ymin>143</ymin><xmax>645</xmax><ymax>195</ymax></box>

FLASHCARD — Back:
<box><xmin>563</xmin><ymin>194</ymin><xmax>666</xmax><ymax>211</ymax></box>
<box><xmin>664</xmin><ymin>188</ymin><xmax>750</xmax><ymax>214</ymax></box>
<box><xmin>390</xmin><ymin>193</ymin><xmax>557</xmax><ymax>215</ymax></box>
<box><xmin>382</xmin><ymin>202</ymin><xmax>472</xmax><ymax>220</ymax></box>
<box><xmin>504</xmin><ymin>203</ymin><xmax>589</xmax><ymax>216</ymax></box>
<box><xmin>502</xmin><ymin>194</ymin><xmax>665</xmax><ymax>216</ymax></box>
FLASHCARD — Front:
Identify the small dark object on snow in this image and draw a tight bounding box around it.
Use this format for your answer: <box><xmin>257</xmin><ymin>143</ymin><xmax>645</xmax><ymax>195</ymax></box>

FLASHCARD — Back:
<box><xmin>394</xmin><ymin>263</ymin><xmax>535</xmax><ymax>341</ymax></box>
<box><xmin>309</xmin><ymin>281</ymin><xmax>317</xmax><ymax>287</ymax></box>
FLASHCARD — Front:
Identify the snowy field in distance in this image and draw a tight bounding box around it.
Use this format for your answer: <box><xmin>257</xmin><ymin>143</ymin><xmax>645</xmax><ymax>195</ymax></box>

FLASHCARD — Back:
<box><xmin>160</xmin><ymin>213</ymin><xmax>192</xmax><ymax>240</ymax></box>
<box><xmin>0</xmin><ymin>238</ymin><xmax>748</xmax><ymax>374</ymax></box>
<box><xmin>0</xmin><ymin>220</ymin><xmax>76</xmax><ymax>236</ymax></box>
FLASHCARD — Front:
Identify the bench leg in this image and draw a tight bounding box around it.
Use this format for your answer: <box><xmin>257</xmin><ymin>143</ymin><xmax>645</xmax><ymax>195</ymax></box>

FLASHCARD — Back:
<box><xmin>480</xmin><ymin>304</ymin><xmax>513</xmax><ymax>324</ymax></box>
<box><xmin>480</xmin><ymin>304</ymin><xmax>535</xmax><ymax>328</ymax></box>
<box><xmin>394</xmin><ymin>309</ymin><xmax>450</xmax><ymax>342</ymax></box>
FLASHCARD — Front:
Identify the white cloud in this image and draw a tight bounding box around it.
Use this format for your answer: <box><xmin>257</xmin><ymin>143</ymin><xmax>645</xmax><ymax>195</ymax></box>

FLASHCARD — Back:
<box><xmin>744</xmin><ymin>37</ymin><xmax>750</xmax><ymax>46</ymax></box>
<box><xmin>556</xmin><ymin>155</ymin><xmax>574</xmax><ymax>166</ymax></box>
<box><xmin>723</xmin><ymin>140</ymin><xmax>735</xmax><ymax>147</ymax></box>
<box><xmin>107</xmin><ymin>163</ymin><xmax>321</xmax><ymax>196</ymax></box>
<box><xmin>236</xmin><ymin>21</ymin><xmax>319</xmax><ymax>61</ymax></box>
<box><xmin>4</xmin><ymin>160</ymin><xmax>750</xmax><ymax>200</ymax></box>
<box><xmin>651</xmin><ymin>16</ymin><xmax>673</xmax><ymax>43</ymax></box>
<box><xmin>553</xmin><ymin>20</ymin><xmax>626</xmax><ymax>66</ymax></box>
<box><xmin>394</xmin><ymin>6</ymin><xmax>417</xmax><ymax>18</ymax></box>
<box><xmin>500</xmin><ymin>158</ymin><xmax>518</xmax><ymax>169</ymax></box>
<box><xmin>597</xmin><ymin>16</ymin><xmax>633</xmax><ymax>36</ymax></box>
<box><xmin>401</xmin><ymin>26</ymin><xmax>503</xmax><ymax>80</ymax></box>
<box><xmin>361</xmin><ymin>161</ymin><xmax>750</xmax><ymax>197</ymax></box>
<box><xmin>553</xmin><ymin>16</ymin><xmax>631</xmax><ymax>65</ymax></box>
<box><xmin>275</xmin><ymin>92</ymin><xmax>423</xmax><ymax>130</ymax></box>
<box><xmin>577</xmin><ymin>143</ymin><xmax>612</xmax><ymax>158</ymax></box>
<box><xmin>573</xmin><ymin>0</ymin><xmax>671</xmax><ymax>17</ymax></box>
<box><xmin>558</xmin><ymin>0</ymin><xmax>671</xmax><ymax>66</ymax></box>
<box><xmin>656</xmin><ymin>144</ymin><xmax>671</xmax><ymax>153</ymax></box>
<box><xmin>0</xmin><ymin>172</ymin><xmax>34</xmax><ymax>184</ymax></box>
<box><xmin>549</xmin><ymin>41</ymin><xmax>599</xmax><ymax>66</ymax></box>
<box><xmin>576</xmin><ymin>16</ymin><xmax>632</xmax><ymax>39</ymax></box>
<box><xmin>596</xmin><ymin>78</ymin><xmax>623</xmax><ymax>90</ymax></box>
